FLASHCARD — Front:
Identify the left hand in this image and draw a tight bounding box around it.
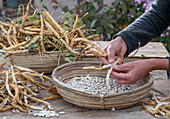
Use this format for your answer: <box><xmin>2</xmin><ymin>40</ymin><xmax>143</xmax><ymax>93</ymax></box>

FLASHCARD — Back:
<box><xmin>100</xmin><ymin>36</ymin><xmax>127</xmax><ymax>65</ymax></box>
<box><xmin>111</xmin><ymin>60</ymin><xmax>152</xmax><ymax>84</ymax></box>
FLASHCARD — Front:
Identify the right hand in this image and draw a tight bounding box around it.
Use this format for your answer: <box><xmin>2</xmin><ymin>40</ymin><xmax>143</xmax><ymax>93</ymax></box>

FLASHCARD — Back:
<box><xmin>100</xmin><ymin>36</ymin><xmax>128</xmax><ymax>65</ymax></box>
<box><xmin>111</xmin><ymin>60</ymin><xmax>152</xmax><ymax>84</ymax></box>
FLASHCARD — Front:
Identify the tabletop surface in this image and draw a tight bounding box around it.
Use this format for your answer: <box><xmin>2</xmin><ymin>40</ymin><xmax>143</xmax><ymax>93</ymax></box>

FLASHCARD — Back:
<box><xmin>0</xmin><ymin>42</ymin><xmax>169</xmax><ymax>119</ymax></box>
<box><xmin>98</xmin><ymin>41</ymin><xmax>169</xmax><ymax>58</ymax></box>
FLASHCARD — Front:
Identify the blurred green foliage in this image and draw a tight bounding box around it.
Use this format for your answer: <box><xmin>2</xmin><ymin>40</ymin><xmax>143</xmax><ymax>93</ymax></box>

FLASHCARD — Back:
<box><xmin>60</xmin><ymin>0</ymin><xmax>146</xmax><ymax>40</ymax></box>
<box><xmin>42</xmin><ymin>0</ymin><xmax>170</xmax><ymax>52</ymax></box>
<box><xmin>151</xmin><ymin>28</ymin><xmax>170</xmax><ymax>52</ymax></box>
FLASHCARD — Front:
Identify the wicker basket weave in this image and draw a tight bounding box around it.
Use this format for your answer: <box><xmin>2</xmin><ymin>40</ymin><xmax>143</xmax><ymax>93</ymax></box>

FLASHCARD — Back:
<box><xmin>9</xmin><ymin>51</ymin><xmax>64</xmax><ymax>73</ymax></box>
<box><xmin>0</xmin><ymin>50</ymin><xmax>77</xmax><ymax>73</ymax></box>
<box><xmin>52</xmin><ymin>61</ymin><xmax>154</xmax><ymax>109</ymax></box>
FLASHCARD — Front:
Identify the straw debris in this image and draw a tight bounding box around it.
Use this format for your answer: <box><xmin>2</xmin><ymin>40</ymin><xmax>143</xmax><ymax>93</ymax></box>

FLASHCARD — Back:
<box><xmin>0</xmin><ymin>63</ymin><xmax>60</xmax><ymax>112</ymax></box>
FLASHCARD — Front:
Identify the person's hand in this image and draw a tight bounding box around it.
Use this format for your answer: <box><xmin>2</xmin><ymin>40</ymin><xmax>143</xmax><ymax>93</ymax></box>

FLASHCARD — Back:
<box><xmin>100</xmin><ymin>36</ymin><xmax>128</xmax><ymax>65</ymax></box>
<box><xmin>111</xmin><ymin>60</ymin><xmax>152</xmax><ymax>84</ymax></box>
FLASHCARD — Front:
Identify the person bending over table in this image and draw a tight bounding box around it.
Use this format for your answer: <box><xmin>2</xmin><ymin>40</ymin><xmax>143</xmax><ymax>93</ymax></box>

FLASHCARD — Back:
<box><xmin>101</xmin><ymin>0</ymin><xmax>170</xmax><ymax>84</ymax></box>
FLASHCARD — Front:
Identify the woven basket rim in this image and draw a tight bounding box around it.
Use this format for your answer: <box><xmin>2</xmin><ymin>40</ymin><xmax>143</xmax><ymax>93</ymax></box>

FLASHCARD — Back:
<box><xmin>52</xmin><ymin>61</ymin><xmax>154</xmax><ymax>97</ymax></box>
<box><xmin>10</xmin><ymin>50</ymin><xmax>66</xmax><ymax>56</ymax></box>
<box><xmin>9</xmin><ymin>48</ymin><xmax>82</xmax><ymax>56</ymax></box>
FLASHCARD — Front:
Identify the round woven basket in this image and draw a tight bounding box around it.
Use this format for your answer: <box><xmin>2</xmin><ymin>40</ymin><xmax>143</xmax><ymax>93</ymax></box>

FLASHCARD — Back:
<box><xmin>52</xmin><ymin>61</ymin><xmax>154</xmax><ymax>109</ymax></box>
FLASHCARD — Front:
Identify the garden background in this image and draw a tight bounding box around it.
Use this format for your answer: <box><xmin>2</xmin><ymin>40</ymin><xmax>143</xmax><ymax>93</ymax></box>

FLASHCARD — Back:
<box><xmin>38</xmin><ymin>0</ymin><xmax>170</xmax><ymax>52</ymax></box>
<box><xmin>3</xmin><ymin>0</ymin><xmax>170</xmax><ymax>52</ymax></box>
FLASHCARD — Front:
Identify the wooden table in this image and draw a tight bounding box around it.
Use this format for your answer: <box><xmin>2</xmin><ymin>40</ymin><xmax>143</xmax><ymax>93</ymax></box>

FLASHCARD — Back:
<box><xmin>98</xmin><ymin>41</ymin><xmax>169</xmax><ymax>58</ymax></box>
<box><xmin>79</xmin><ymin>41</ymin><xmax>169</xmax><ymax>62</ymax></box>
<box><xmin>0</xmin><ymin>42</ymin><xmax>169</xmax><ymax>119</ymax></box>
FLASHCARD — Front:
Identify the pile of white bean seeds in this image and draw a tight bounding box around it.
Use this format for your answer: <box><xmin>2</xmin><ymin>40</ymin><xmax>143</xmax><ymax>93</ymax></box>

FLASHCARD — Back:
<box><xmin>66</xmin><ymin>75</ymin><xmax>134</xmax><ymax>95</ymax></box>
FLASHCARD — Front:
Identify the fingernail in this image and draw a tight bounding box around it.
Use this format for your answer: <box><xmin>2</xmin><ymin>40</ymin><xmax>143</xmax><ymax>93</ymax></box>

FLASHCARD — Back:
<box><xmin>108</xmin><ymin>59</ymin><xmax>114</xmax><ymax>63</ymax></box>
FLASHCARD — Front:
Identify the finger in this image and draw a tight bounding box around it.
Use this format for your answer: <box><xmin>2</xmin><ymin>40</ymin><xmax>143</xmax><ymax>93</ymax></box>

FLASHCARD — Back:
<box><xmin>114</xmin><ymin>78</ymin><xmax>130</xmax><ymax>84</ymax></box>
<box><xmin>107</xmin><ymin>45</ymin><xmax>116</xmax><ymax>64</ymax></box>
<box><xmin>111</xmin><ymin>71</ymin><xmax>131</xmax><ymax>84</ymax></box>
<box><xmin>117</xmin><ymin>59</ymin><xmax>124</xmax><ymax>65</ymax></box>
<box><xmin>102</xmin><ymin>45</ymin><xmax>108</xmax><ymax>52</ymax></box>
<box><xmin>100</xmin><ymin>57</ymin><xmax>109</xmax><ymax>65</ymax></box>
<box><xmin>113</xmin><ymin>63</ymin><xmax>132</xmax><ymax>72</ymax></box>
<box><xmin>112</xmin><ymin>71</ymin><xmax>137</xmax><ymax>84</ymax></box>
<box><xmin>111</xmin><ymin>70</ymin><xmax>131</xmax><ymax>80</ymax></box>
<box><xmin>100</xmin><ymin>46</ymin><xmax>109</xmax><ymax>65</ymax></box>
